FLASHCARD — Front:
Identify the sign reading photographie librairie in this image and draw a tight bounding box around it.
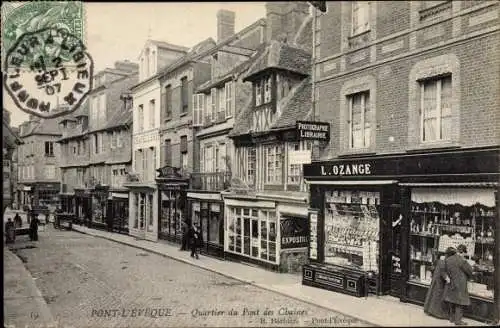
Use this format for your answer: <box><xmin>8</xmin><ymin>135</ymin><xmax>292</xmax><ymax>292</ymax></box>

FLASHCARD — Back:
<box><xmin>296</xmin><ymin>121</ymin><xmax>330</xmax><ymax>141</ymax></box>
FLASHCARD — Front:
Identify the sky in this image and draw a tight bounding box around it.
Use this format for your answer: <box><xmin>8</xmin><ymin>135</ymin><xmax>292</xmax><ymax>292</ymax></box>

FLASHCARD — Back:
<box><xmin>3</xmin><ymin>2</ymin><xmax>267</xmax><ymax>127</ymax></box>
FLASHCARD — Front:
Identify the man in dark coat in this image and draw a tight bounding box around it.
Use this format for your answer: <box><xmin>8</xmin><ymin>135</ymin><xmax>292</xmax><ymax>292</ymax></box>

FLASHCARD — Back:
<box><xmin>14</xmin><ymin>213</ymin><xmax>22</xmax><ymax>228</ymax></box>
<box><xmin>5</xmin><ymin>218</ymin><xmax>15</xmax><ymax>244</ymax></box>
<box><xmin>29</xmin><ymin>214</ymin><xmax>40</xmax><ymax>241</ymax></box>
<box><xmin>443</xmin><ymin>244</ymin><xmax>474</xmax><ymax>326</ymax></box>
<box><xmin>180</xmin><ymin>221</ymin><xmax>189</xmax><ymax>251</ymax></box>
<box><xmin>188</xmin><ymin>223</ymin><xmax>202</xmax><ymax>259</ymax></box>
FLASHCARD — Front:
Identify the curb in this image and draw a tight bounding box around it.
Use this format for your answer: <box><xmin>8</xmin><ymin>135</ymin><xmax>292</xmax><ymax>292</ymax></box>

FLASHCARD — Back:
<box><xmin>4</xmin><ymin>248</ymin><xmax>58</xmax><ymax>328</ymax></box>
<box><xmin>72</xmin><ymin>227</ymin><xmax>378</xmax><ymax>326</ymax></box>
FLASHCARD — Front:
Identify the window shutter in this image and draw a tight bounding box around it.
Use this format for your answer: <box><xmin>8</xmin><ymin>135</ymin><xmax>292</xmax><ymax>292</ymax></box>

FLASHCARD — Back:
<box><xmin>225</xmin><ymin>82</ymin><xmax>232</xmax><ymax>117</ymax></box>
<box><xmin>200</xmin><ymin>146</ymin><xmax>204</xmax><ymax>173</ymax></box>
<box><xmin>211</xmin><ymin>88</ymin><xmax>217</xmax><ymax>121</ymax></box>
<box><xmin>212</xmin><ymin>146</ymin><xmax>216</xmax><ymax>173</ymax></box>
<box><xmin>198</xmin><ymin>94</ymin><xmax>204</xmax><ymax>126</ymax></box>
<box><xmin>165</xmin><ymin>140</ymin><xmax>172</xmax><ymax>166</ymax></box>
<box><xmin>192</xmin><ymin>94</ymin><xmax>199</xmax><ymax>126</ymax></box>
<box><xmin>180</xmin><ymin>135</ymin><xmax>188</xmax><ymax>153</ymax></box>
<box><xmin>220</xmin><ymin>144</ymin><xmax>226</xmax><ymax>171</ymax></box>
<box><xmin>219</xmin><ymin>87</ymin><xmax>226</xmax><ymax>121</ymax></box>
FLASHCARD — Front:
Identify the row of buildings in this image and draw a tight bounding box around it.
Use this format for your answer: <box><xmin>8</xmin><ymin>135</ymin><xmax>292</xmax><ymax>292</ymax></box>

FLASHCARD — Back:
<box><xmin>14</xmin><ymin>1</ymin><xmax>499</xmax><ymax>323</ymax></box>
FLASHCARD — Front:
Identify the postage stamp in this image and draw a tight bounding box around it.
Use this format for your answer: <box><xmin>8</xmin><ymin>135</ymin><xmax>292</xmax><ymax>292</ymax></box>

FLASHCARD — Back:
<box><xmin>3</xmin><ymin>27</ymin><xmax>94</xmax><ymax>119</ymax></box>
<box><xmin>2</xmin><ymin>1</ymin><xmax>91</xmax><ymax>119</ymax></box>
<box><xmin>1</xmin><ymin>1</ymin><xmax>85</xmax><ymax>59</ymax></box>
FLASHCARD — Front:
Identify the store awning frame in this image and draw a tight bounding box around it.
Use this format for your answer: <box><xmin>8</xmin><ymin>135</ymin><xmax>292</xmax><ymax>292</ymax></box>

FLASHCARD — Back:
<box><xmin>399</xmin><ymin>182</ymin><xmax>498</xmax><ymax>187</ymax></box>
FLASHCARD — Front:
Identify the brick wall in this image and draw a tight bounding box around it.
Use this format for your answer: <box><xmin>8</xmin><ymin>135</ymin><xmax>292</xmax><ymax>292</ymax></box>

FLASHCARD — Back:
<box><xmin>316</xmin><ymin>33</ymin><xmax>500</xmax><ymax>160</ymax></box>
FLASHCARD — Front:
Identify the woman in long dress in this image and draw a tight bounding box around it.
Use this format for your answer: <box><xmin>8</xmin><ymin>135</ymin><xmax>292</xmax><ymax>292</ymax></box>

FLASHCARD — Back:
<box><xmin>424</xmin><ymin>248</ymin><xmax>456</xmax><ymax>319</ymax></box>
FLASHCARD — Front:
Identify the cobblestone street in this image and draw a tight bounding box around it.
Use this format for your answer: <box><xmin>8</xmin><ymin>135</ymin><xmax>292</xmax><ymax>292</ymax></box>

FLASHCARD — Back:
<box><xmin>6</xmin><ymin>227</ymin><xmax>372</xmax><ymax>328</ymax></box>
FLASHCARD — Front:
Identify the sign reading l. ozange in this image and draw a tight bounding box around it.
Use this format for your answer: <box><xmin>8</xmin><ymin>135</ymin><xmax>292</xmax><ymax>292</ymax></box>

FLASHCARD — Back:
<box><xmin>3</xmin><ymin>27</ymin><xmax>93</xmax><ymax>119</ymax></box>
<box><xmin>296</xmin><ymin>121</ymin><xmax>330</xmax><ymax>141</ymax></box>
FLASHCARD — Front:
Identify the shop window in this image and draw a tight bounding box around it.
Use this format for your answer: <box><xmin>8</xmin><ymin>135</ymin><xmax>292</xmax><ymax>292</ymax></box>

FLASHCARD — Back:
<box><xmin>348</xmin><ymin>91</ymin><xmax>371</xmax><ymax>149</ymax></box>
<box><xmin>138</xmin><ymin>193</ymin><xmax>145</xmax><ymax>229</ymax></box>
<box><xmin>147</xmin><ymin>193</ymin><xmax>154</xmax><ymax>232</ymax></box>
<box><xmin>160</xmin><ymin>191</ymin><xmax>183</xmax><ymax>238</ymax></box>
<box><xmin>265</xmin><ymin>144</ymin><xmax>282</xmax><ymax>184</ymax></box>
<box><xmin>420</xmin><ymin>75</ymin><xmax>452</xmax><ymax>143</ymax></box>
<box><xmin>324</xmin><ymin>190</ymin><xmax>380</xmax><ymax>273</ymax></box>
<box><xmin>226</xmin><ymin>207</ymin><xmax>277</xmax><ymax>263</ymax></box>
<box><xmin>352</xmin><ymin>1</ymin><xmax>370</xmax><ymax>36</ymax></box>
<box><xmin>409</xmin><ymin>188</ymin><xmax>495</xmax><ymax>300</ymax></box>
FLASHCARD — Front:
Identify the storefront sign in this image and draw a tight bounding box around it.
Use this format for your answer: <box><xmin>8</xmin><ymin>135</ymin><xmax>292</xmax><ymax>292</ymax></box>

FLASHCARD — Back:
<box><xmin>289</xmin><ymin>150</ymin><xmax>312</xmax><ymax>165</ymax></box>
<box><xmin>280</xmin><ymin>216</ymin><xmax>309</xmax><ymax>249</ymax></box>
<box><xmin>319</xmin><ymin>163</ymin><xmax>372</xmax><ymax>176</ymax></box>
<box><xmin>304</xmin><ymin>148</ymin><xmax>500</xmax><ymax>181</ymax></box>
<box><xmin>308</xmin><ymin>210</ymin><xmax>319</xmax><ymax>260</ymax></box>
<box><xmin>392</xmin><ymin>255</ymin><xmax>402</xmax><ymax>274</ymax></box>
<box><xmin>296</xmin><ymin>121</ymin><xmax>330</xmax><ymax>141</ymax></box>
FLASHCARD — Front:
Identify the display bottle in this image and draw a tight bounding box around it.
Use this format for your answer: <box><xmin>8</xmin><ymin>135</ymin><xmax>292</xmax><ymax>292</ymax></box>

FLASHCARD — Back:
<box><xmin>487</xmin><ymin>226</ymin><xmax>493</xmax><ymax>238</ymax></box>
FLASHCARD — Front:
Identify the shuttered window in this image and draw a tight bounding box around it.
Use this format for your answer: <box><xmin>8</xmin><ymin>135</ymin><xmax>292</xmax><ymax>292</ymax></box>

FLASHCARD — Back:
<box><xmin>164</xmin><ymin>139</ymin><xmax>172</xmax><ymax>166</ymax></box>
<box><xmin>225</xmin><ymin>81</ymin><xmax>233</xmax><ymax>117</ymax></box>
<box><xmin>210</xmin><ymin>88</ymin><xmax>217</xmax><ymax>121</ymax></box>
<box><xmin>180</xmin><ymin>135</ymin><xmax>188</xmax><ymax>154</ymax></box>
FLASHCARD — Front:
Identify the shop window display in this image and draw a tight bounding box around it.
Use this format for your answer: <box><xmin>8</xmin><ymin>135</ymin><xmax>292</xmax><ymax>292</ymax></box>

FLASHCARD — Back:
<box><xmin>160</xmin><ymin>191</ymin><xmax>183</xmax><ymax>237</ymax></box>
<box><xmin>409</xmin><ymin>188</ymin><xmax>495</xmax><ymax>300</ymax></box>
<box><xmin>227</xmin><ymin>207</ymin><xmax>277</xmax><ymax>263</ymax></box>
<box><xmin>324</xmin><ymin>190</ymin><xmax>380</xmax><ymax>273</ymax></box>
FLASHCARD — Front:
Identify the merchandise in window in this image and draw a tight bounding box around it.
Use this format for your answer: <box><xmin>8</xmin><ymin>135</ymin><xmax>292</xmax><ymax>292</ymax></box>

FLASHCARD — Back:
<box><xmin>324</xmin><ymin>190</ymin><xmax>380</xmax><ymax>273</ymax></box>
<box><xmin>409</xmin><ymin>188</ymin><xmax>495</xmax><ymax>300</ymax></box>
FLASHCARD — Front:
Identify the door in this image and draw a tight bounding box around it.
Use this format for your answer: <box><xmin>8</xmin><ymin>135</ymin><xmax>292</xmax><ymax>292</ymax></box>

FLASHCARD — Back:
<box><xmin>388</xmin><ymin>204</ymin><xmax>403</xmax><ymax>296</ymax></box>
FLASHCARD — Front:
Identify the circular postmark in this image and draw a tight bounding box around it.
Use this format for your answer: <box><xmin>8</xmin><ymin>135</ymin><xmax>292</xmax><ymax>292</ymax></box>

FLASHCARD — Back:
<box><xmin>3</xmin><ymin>27</ymin><xmax>93</xmax><ymax>119</ymax></box>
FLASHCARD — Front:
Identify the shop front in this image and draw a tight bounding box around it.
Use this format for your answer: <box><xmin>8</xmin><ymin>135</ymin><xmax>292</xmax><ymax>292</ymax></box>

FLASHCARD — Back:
<box><xmin>59</xmin><ymin>193</ymin><xmax>75</xmax><ymax>214</ymax></box>
<box><xmin>222</xmin><ymin>192</ymin><xmax>310</xmax><ymax>273</ymax></box>
<box><xmin>107</xmin><ymin>190</ymin><xmax>129</xmax><ymax>234</ymax></box>
<box><xmin>157</xmin><ymin>165</ymin><xmax>188</xmax><ymax>245</ymax></box>
<box><xmin>187</xmin><ymin>192</ymin><xmax>224</xmax><ymax>258</ymax></box>
<box><xmin>303</xmin><ymin>146</ymin><xmax>499</xmax><ymax>323</ymax></box>
<box><xmin>33</xmin><ymin>182</ymin><xmax>61</xmax><ymax>210</ymax></box>
<box><xmin>74</xmin><ymin>188</ymin><xmax>92</xmax><ymax>226</ymax></box>
<box><xmin>90</xmin><ymin>184</ymin><xmax>109</xmax><ymax>230</ymax></box>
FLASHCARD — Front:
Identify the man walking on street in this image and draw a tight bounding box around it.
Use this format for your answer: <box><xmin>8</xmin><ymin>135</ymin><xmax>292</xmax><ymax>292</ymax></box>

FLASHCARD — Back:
<box><xmin>188</xmin><ymin>223</ymin><xmax>202</xmax><ymax>259</ymax></box>
<box><xmin>180</xmin><ymin>221</ymin><xmax>189</xmax><ymax>251</ymax></box>
<box><xmin>444</xmin><ymin>244</ymin><xmax>474</xmax><ymax>326</ymax></box>
<box><xmin>29</xmin><ymin>214</ymin><xmax>40</xmax><ymax>241</ymax></box>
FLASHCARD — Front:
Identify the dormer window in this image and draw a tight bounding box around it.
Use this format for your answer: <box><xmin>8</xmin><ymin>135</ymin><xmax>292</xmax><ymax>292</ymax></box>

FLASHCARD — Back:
<box><xmin>264</xmin><ymin>77</ymin><xmax>272</xmax><ymax>103</ymax></box>
<box><xmin>255</xmin><ymin>81</ymin><xmax>262</xmax><ymax>106</ymax></box>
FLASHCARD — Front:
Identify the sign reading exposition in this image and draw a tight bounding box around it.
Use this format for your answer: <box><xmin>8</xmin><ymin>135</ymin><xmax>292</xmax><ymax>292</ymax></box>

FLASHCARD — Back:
<box><xmin>296</xmin><ymin>121</ymin><xmax>330</xmax><ymax>141</ymax></box>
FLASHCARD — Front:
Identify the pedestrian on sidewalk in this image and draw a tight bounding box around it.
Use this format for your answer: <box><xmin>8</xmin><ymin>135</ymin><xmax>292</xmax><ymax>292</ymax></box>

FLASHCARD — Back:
<box><xmin>29</xmin><ymin>214</ymin><xmax>40</xmax><ymax>241</ymax></box>
<box><xmin>5</xmin><ymin>218</ymin><xmax>16</xmax><ymax>244</ymax></box>
<box><xmin>443</xmin><ymin>244</ymin><xmax>474</xmax><ymax>326</ymax></box>
<box><xmin>424</xmin><ymin>248</ymin><xmax>454</xmax><ymax>319</ymax></box>
<box><xmin>189</xmin><ymin>223</ymin><xmax>202</xmax><ymax>259</ymax></box>
<box><xmin>180</xmin><ymin>220</ymin><xmax>189</xmax><ymax>251</ymax></box>
<box><xmin>14</xmin><ymin>213</ymin><xmax>22</xmax><ymax>228</ymax></box>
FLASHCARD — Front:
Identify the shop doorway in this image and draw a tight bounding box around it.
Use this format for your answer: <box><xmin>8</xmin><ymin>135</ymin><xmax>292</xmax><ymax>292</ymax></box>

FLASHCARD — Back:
<box><xmin>387</xmin><ymin>204</ymin><xmax>403</xmax><ymax>297</ymax></box>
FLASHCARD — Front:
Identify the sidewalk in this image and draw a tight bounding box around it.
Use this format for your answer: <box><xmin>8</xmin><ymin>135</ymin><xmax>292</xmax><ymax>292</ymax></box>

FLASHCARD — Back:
<box><xmin>4</xmin><ymin>247</ymin><xmax>57</xmax><ymax>328</ymax></box>
<box><xmin>72</xmin><ymin>225</ymin><xmax>489</xmax><ymax>327</ymax></box>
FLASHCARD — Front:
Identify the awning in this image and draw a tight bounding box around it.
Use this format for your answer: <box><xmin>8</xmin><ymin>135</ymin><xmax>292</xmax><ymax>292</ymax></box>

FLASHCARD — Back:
<box><xmin>304</xmin><ymin>179</ymin><xmax>398</xmax><ymax>185</ymax></box>
<box><xmin>400</xmin><ymin>182</ymin><xmax>498</xmax><ymax>187</ymax></box>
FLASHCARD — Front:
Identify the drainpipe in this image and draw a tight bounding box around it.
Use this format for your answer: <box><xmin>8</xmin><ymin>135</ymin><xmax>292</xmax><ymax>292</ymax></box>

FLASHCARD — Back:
<box><xmin>312</xmin><ymin>7</ymin><xmax>317</xmax><ymax>123</ymax></box>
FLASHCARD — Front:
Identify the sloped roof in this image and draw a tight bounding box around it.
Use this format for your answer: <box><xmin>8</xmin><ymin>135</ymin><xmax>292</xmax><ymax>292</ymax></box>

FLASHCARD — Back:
<box><xmin>59</xmin><ymin>100</ymin><xmax>89</xmax><ymax>124</ymax></box>
<box><xmin>293</xmin><ymin>15</ymin><xmax>313</xmax><ymax>52</ymax></box>
<box><xmin>149</xmin><ymin>39</ymin><xmax>189</xmax><ymax>53</ymax></box>
<box><xmin>26</xmin><ymin>116</ymin><xmax>62</xmax><ymax>136</ymax></box>
<box><xmin>243</xmin><ymin>41</ymin><xmax>311</xmax><ymax>82</ymax></box>
<box><xmin>227</xmin><ymin>99</ymin><xmax>253</xmax><ymax>137</ymax></box>
<box><xmin>158</xmin><ymin>37</ymin><xmax>217</xmax><ymax>79</ymax></box>
<box><xmin>197</xmin><ymin>44</ymin><xmax>267</xmax><ymax>93</ymax></box>
<box><xmin>105</xmin><ymin>108</ymin><xmax>132</xmax><ymax>130</ymax></box>
<box><xmin>3</xmin><ymin>120</ymin><xmax>22</xmax><ymax>147</ymax></box>
<box><xmin>271</xmin><ymin>77</ymin><xmax>312</xmax><ymax>130</ymax></box>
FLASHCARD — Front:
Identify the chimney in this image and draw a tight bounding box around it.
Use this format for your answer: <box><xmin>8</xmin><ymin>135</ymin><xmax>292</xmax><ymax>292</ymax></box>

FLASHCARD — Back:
<box><xmin>217</xmin><ymin>9</ymin><xmax>235</xmax><ymax>42</ymax></box>
<box><xmin>266</xmin><ymin>2</ymin><xmax>309</xmax><ymax>43</ymax></box>
<box><xmin>115</xmin><ymin>60</ymin><xmax>139</xmax><ymax>73</ymax></box>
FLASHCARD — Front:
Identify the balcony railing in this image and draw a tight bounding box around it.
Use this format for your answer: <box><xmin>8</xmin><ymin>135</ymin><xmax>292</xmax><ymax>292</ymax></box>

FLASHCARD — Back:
<box><xmin>190</xmin><ymin>171</ymin><xmax>232</xmax><ymax>191</ymax></box>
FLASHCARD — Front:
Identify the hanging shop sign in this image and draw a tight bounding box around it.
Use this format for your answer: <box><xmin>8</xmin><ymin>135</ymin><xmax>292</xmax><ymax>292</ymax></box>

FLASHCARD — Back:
<box><xmin>280</xmin><ymin>216</ymin><xmax>309</xmax><ymax>249</ymax></box>
<box><xmin>296</xmin><ymin>121</ymin><xmax>330</xmax><ymax>141</ymax></box>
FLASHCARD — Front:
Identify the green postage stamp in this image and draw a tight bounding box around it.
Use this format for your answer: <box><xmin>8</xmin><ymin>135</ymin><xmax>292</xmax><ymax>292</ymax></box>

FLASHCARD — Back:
<box><xmin>2</xmin><ymin>1</ymin><xmax>85</xmax><ymax>57</ymax></box>
<box><xmin>2</xmin><ymin>1</ymin><xmax>92</xmax><ymax>119</ymax></box>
